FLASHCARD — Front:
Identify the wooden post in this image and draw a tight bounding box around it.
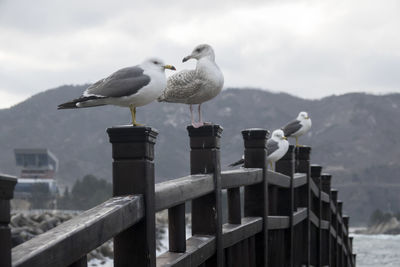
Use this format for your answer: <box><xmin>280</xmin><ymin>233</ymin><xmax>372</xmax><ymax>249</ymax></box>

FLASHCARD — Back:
<box><xmin>0</xmin><ymin>174</ymin><xmax>17</xmax><ymax>267</ymax></box>
<box><xmin>343</xmin><ymin>215</ymin><xmax>350</xmax><ymax>267</ymax></box>
<box><xmin>275</xmin><ymin>145</ymin><xmax>295</xmax><ymax>267</ymax></box>
<box><xmin>321</xmin><ymin>173</ymin><xmax>332</xmax><ymax>267</ymax></box>
<box><xmin>187</xmin><ymin>124</ymin><xmax>223</xmax><ymax>266</ymax></box>
<box><xmin>168</xmin><ymin>203</ymin><xmax>186</xmax><ymax>252</ymax></box>
<box><xmin>311</xmin><ymin>165</ymin><xmax>322</xmax><ymax>267</ymax></box>
<box><xmin>331</xmin><ymin>189</ymin><xmax>338</xmax><ymax>267</ymax></box>
<box><xmin>227</xmin><ymin>188</ymin><xmax>241</xmax><ymax>224</ymax></box>
<box><xmin>242</xmin><ymin>128</ymin><xmax>269</xmax><ymax>267</ymax></box>
<box><xmin>295</xmin><ymin>146</ymin><xmax>311</xmax><ymax>267</ymax></box>
<box><xmin>107</xmin><ymin>126</ymin><xmax>157</xmax><ymax>267</ymax></box>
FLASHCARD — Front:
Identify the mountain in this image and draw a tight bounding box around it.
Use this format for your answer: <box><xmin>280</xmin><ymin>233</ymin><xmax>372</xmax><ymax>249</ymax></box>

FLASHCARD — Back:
<box><xmin>1</xmin><ymin>85</ymin><xmax>399</xmax><ymax>224</ymax></box>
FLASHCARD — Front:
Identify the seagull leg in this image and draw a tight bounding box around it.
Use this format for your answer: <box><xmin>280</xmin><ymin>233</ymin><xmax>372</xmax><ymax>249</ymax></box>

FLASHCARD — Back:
<box><xmin>190</xmin><ymin>105</ymin><xmax>196</xmax><ymax>127</ymax></box>
<box><xmin>192</xmin><ymin>104</ymin><xmax>204</xmax><ymax>128</ymax></box>
<box><xmin>295</xmin><ymin>137</ymin><xmax>303</xmax><ymax>147</ymax></box>
<box><xmin>130</xmin><ymin>105</ymin><xmax>143</xmax><ymax>126</ymax></box>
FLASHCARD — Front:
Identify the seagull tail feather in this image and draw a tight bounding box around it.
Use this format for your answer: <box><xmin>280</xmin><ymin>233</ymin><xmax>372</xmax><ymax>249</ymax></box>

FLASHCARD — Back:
<box><xmin>57</xmin><ymin>96</ymin><xmax>106</xmax><ymax>109</ymax></box>
<box><xmin>229</xmin><ymin>158</ymin><xmax>245</xmax><ymax>167</ymax></box>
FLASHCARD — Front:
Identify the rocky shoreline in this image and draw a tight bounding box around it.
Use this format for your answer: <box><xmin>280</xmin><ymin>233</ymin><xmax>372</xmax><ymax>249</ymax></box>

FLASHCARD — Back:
<box><xmin>355</xmin><ymin>217</ymin><xmax>400</xmax><ymax>235</ymax></box>
<box><xmin>10</xmin><ymin>210</ymin><xmax>168</xmax><ymax>263</ymax></box>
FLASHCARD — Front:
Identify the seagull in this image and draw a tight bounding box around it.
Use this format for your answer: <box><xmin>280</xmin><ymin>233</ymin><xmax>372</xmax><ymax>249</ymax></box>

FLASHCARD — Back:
<box><xmin>58</xmin><ymin>58</ymin><xmax>176</xmax><ymax>126</ymax></box>
<box><xmin>282</xmin><ymin>111</ymin><xmax>312</xmax><ymax>147</ymax></box>
<box><xmin>229</xmin><ymin>129</ymin><xmax>289</xmax><ymax>170</ymax></box>
<box><xmin>158</xmin><ymin>44</ymin><xmax>224</xmax><ymax>128</ymax></box>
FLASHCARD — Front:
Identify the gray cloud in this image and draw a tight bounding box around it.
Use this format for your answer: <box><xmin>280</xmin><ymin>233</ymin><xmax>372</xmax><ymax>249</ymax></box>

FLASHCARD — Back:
<box><xmin>0</xmin><ymin>0</ymin><xmax>399</xmax><ymax>108</ymax></box>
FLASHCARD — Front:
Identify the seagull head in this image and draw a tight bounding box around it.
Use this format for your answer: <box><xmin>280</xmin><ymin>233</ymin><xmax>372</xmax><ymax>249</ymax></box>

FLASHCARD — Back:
<box><xmin>271</xmin><ymin>129</ymin><xmax>287</xmax><ymax>141</ymax></box>
<box><xmin>143</xmin><ymin>58</ymin><xmax>176</xmax><ymax>72</ymax></box>
<box><xmin>182</xmin><ymin>44</ymin><xmax>215</xmax><ymax>62</ymax></box>
<box><xmin>297</xmin><ymin>111</ymin><xmax>310</xmax><ymax>120</ymax></box>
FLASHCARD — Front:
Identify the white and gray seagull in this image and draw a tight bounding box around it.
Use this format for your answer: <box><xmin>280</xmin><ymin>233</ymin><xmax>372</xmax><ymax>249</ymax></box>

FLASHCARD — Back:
<box><xmin>158</xmin><ymin>44</ymin><xmax>224</xmax><ymax>128</ymax></box>
<box><xmin>229</xmin><ymin>129</ymin><xmax>289</xmax><ymax>170</ymax></box>
<box><xmin>281</xmin><ymin>111</ymin><xmax>312</xmax><ymax>147</ymax></box>
<box><xmin>58</xmin><ymin>58</ymin><xmax>176</xmax><ymax>125</ymax></box>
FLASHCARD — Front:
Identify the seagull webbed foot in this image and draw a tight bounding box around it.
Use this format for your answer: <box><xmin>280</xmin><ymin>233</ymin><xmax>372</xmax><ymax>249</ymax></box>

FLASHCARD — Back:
<box><xmin>192</xmin><ymin>122</ymin><xmax>205</xmax><ymax>128</ymax></box>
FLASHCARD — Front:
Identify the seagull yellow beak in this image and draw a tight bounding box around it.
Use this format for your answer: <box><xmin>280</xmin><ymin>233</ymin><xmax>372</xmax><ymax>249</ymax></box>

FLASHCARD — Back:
<box><xmin>305</xmin><ymin>116</ymin><xmax>310</xmax><ymax>119</ymax></box>
<box><xmin>283</xmin><ymin>136</ymin><xmax>288</xmax><ymax>140</ymax></box>
<box><xmin>164</xmin><ymin>65</ymin><xmax>176</xmax><ymax>70</ymax></box>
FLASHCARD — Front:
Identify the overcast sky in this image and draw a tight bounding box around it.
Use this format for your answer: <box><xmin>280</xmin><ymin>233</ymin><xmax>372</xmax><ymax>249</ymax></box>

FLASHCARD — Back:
<box><xmin>0</xmin><ymin>0</ymin><xmax>399</xmax><ymax>108</ymax></box>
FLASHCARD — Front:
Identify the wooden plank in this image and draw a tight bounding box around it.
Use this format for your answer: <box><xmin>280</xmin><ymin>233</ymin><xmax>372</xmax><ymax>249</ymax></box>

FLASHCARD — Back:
<box><xmin>222</xmin><ymin>217</ymin><xmax>263</xmax><ymax>248</ymax></box>
<box><xmin>292</xmin><ymin>208</ymin><xmax>308</xmax><ymax>226</ymax></box>
<box><xmin>227</xmin><ymin>188</ymin><xmax>241</xmax><ymax>224</ymax></box>
<box><xmin>310</xmin><ymin>179</ymin><xmax>319</xmax><ymax>198</ymax></box>
<box><xmin>320</xmin><ymin>192</ymin><xmax>329</xmax><ymax>203</ymax></box>
<box><xmin>267</xmin><ymin>170</ymin><xmax>291</xmax><ymax>188</ymax></box>
<box><xmin>310</xmin><ymin>210</ymin><xmax>319</xmax><ymax>228</ymax></box>
<box><xmin>293</xmin><ymin>173</ymin><xmax>307</xmax><ymax>188</ymax></box>
<box><xmin>330</xmin><ymin>202</ymin><xmax>336</xmax><ymax>214</ymax></box>
<box><xmin>221</xmin><ymin>168</ymin><xmax>263</xmax><ymax>189</ymax></box>
<box><xmin>330</xmin><ymin>226</ymin><xmax>337</xmax><ymax>237</ymax></box>
<box><xmin>155</xmin><ymin>174</ymin><xmax>213</xmax><ymax>212</ymax></box>
<box><xmin>68</xmin><ymin>255</ymin><xmax>87</xmax><ymax>267</ymax></box>
<box><xmin>268</xmin><ymin>216</ymin><xmax>290</xmax><ymax>229</ymax></box>
<box><xmin>320</xmin><ymin>220</ymin><xmax>329</xmax><ymax>230</ymax></box>
<box><xmin>168</xmin><ymin>204</ymin><xmax>186</xmax><ymax>252</ymax></box>
<box><xmin>157</xmin><ymin>235</ymin><xmax>216</xmax><ymax>267</ymax></box>
<box><xmin>12</xmin><ymin>196</ymin><xmax>144</xmax><ymax>267</ymax></box>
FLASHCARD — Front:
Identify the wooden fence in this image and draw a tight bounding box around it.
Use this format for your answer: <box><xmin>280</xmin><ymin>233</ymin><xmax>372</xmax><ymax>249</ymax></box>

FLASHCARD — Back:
<box><xmin>0</xmin><ymin>124</ymin><xmax>356</xmax><ymax>266</ymax></box>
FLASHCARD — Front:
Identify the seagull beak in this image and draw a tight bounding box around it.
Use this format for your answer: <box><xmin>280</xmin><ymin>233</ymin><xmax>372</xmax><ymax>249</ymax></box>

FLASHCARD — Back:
<box><xmin>305</xmin><ymin>116</ymin><xmax>310</xmax><ymax>119</ymax></box>
<box><xmin>164</xmin><ymin>65</ymin><xmax>176</xmax><ymax>70</ymax></box>
<box><xmin>283</xmin><ymin>137</ymin><xmax>287</xmax><ymax>140</ymax></box>
<box><xmin>182</xmin><ymin>55</ymin><xmax>192</xmax><ymax>63</ymax></box>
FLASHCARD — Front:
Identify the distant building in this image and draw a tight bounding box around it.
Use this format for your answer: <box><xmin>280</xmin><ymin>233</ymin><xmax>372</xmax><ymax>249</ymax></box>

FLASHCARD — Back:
<box><xmin>14</xmin><ymin>148</ymin><xmax>59</xmax><ymax>199</ymax></box>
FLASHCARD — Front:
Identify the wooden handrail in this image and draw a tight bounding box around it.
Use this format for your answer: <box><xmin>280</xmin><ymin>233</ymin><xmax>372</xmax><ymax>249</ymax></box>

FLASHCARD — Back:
<box><xmin>155</xmin><ymin>174</ymin><xmax>213</xmax><ymax>212</ymax></box>
<box><xmin>12</xmin><ymin>195</ymin><xmax>144</xmax><ymax>267</ymax></box>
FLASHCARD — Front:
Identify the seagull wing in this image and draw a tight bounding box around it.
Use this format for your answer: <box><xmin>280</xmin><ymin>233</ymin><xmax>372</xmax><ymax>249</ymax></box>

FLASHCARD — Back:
<box><xmin>229</xmin><ymin>156</ymin><xmax>245</xmax><ymax>167</ymax></box>
<box><xmin>85</xmin><ymin>66</ymin><xmax>151</xmax><ymax>98</ymax></box>
<box><xmin>267</xmin><ymin>139</ymin><xmax>279</xmax><ymax>157</ymax></box>
<box><xmin>282</xmin><ymin>120</ymin><xmax>302</xmax><ymax>137</ymax></box>
<box><xmin>159</xmin><ymin>70</ymin><xmax>203</xmax><ymax>102</ymax></box>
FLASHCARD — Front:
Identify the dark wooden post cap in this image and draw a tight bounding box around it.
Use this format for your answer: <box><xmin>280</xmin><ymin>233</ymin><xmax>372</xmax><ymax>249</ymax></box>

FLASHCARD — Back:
<box><xmin>337</xmin><ymin>201</ymin><xmax>343</xmax><ymax>214</ymax></box>
<box><xmin>343</xmin><ymin>215</ymin><xmax>349</xmax><ymax>228</ymax></box>
<box><xmin>331</xmin><ymin>189</ymin><xmax>338</xmax><ymax>202</ymax></box>
<box><xmin>295</xmin><ymin>146</ymin><xmax>311</xmax><ymax>160</ymax></box>
<box><xmin>107</xmin><ymin>125</ymin><xmax>158</xmax><ymax>143</ymax></box>
<box><xmin>310</xmin><ymin>165</ymin><xmax>322</xmax><ymax>178</ymax></box>
<box><xmin>0</xmin><ymin>174</ymin><xmax>17</xmax><ymax>200</ymax></box>
<box><xmin>107</xmin><ymin>126</ymin><xmax>158</xmax><ymax>160</ymax></box>
<box><xmin>187</xmin><ymin>124</ymin><xmax>223</xmax><ymax>149</ymax></box>
<box><xmin>320</xmin><ymin>173</ymin><xmax>332</xmax><ymax>193</ymax></box>
<box><xmin>241</xmin><ymin>129</ymin><xmax>269</xmax><ymax>149</ymax></box>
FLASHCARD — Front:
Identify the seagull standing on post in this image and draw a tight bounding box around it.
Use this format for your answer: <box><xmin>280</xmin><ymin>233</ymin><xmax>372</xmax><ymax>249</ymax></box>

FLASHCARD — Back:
<box><xmin>58</xmin><ymin>58</ymin><xmax>176</xmax><ymax>126</ymax></box>
<box><xmin>229</xmin><ymin>129</ymin><xmax>289</xmax><ymax>170</ymax></box>
<box><xmin>158</xmin><ymin>44</ymin><xmax>224</xmax><ymax>128</ymax></box>
<box><xmin>282</xmin><ymin>111</ymin><xmax>312</xmax><ymax>147</ymax></box>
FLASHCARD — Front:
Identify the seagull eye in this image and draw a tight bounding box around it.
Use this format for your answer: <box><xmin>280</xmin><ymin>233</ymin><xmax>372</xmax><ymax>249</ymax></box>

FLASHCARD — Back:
<box><xmin>195</xmin><ymin>48</ymin><xmax>201</xmax><ymax>53</ymax></box>
<box><xmin>153</xmin><ymin>60</ymin><xmax>159</xmax><ymax>65</ymax></box>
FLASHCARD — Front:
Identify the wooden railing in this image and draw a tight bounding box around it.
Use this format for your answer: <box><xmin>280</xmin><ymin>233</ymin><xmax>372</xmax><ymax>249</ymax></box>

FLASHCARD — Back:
<box><xmin>0</xmin><ymin>124</ymin><xmax>356</xmax><ymax>267</ymax></box>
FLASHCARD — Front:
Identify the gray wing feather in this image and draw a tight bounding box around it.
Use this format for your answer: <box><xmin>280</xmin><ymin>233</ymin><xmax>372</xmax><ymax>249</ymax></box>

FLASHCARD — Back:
<box><xmin>282</xmin><ymin>120</ymin><xmax>302</xmax><ymax>137</ymax></box>
<box><xmin>85</xmin><ymin>66</ymin><xmax>151</xmax><ymax>98</ymax></box>
<box><xmin>267</xmin><ymin>139</ymin><xmax>279</xmax><ymax>156</ymax></box>
<box><xmin>159</xmin><ymin>70</ymin><xmax>202</xmax><ymax>102</ymax></box>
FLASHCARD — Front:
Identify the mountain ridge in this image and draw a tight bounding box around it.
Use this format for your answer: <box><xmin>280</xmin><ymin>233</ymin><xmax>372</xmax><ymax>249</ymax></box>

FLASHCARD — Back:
<box><xmin>1</xmin><ymin>85</ymin><xmax>399</xmax><ymax>224</ymax></box>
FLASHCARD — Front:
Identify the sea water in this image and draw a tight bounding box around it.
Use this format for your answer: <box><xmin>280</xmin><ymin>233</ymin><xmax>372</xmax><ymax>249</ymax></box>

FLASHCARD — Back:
<box><xmin>353</xmin><ymin>234</ymin><xmax>400</xmax><ymax>267</ymax></box>
<box><xmin>88</xmin><ymin>232</ymin><xmax>400</xmax><ymax>266</ymax></box>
